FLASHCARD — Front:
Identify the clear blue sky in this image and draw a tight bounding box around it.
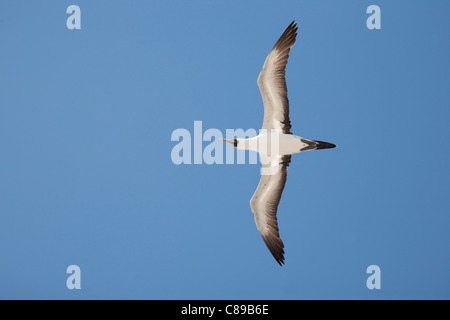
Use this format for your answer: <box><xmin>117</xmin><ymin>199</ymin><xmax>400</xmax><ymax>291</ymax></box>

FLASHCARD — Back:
<box><xmin>1</xmin><ymin>0</ymin><xmax>449</xmax><ymax>299</ymax></box>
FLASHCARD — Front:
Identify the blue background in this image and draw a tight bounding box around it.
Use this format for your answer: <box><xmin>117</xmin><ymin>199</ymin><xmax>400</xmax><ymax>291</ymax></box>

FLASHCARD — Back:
<box><xmin>1</xmin><ymin>0</ymin><xmax>449</xmax><ymax>299</ymax></box>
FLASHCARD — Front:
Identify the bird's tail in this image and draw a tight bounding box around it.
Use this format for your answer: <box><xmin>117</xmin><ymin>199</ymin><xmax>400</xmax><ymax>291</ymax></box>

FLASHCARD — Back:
<box><xmin>300</xmin><ymin>139</ymin><xmax>337</xmax><ymax>151</ymax></box>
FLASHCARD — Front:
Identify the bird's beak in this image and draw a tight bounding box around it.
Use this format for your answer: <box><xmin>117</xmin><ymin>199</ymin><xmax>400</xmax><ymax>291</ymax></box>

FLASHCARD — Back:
<box><xmin>221</xmin><ymin>139</ymin><xmax>234</xmax><ymax>145</ymax></box>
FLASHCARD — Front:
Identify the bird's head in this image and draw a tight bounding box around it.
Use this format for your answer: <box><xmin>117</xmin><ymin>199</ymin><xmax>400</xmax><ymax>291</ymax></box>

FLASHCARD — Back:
<box><xmin>221</xmin><ymin>138</ymin><xmax>238</xmax><ymax>148</ymax></box>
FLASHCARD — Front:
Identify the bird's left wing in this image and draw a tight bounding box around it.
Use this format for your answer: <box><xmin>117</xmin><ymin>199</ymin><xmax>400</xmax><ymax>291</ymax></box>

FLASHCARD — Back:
<box><xmin>250</xmin><ymin>154</ymin><xmax>291</xmax><ymax>265</ymax></box>
<box><xmin>257</xmin><ymin>21</ymin><xmax>298</xmax><ymax>135</ymax></box>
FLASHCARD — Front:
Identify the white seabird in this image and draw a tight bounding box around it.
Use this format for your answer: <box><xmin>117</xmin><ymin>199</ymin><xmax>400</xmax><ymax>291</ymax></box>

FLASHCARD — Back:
<box><xmin>222</xmin><ymin>21</ymin><xmax>337</xmax><ymax>266</ymax></box>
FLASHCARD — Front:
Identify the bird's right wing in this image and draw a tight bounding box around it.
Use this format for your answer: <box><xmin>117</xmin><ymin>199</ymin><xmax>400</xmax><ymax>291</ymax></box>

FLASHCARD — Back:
<box><xmin>250</xmin><ymin>154</ymin><xmax>291</xmax><ymax>265</ymax></box>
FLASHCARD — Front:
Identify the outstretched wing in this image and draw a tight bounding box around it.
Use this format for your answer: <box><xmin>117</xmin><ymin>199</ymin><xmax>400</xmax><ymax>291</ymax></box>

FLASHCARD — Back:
<box><xmin>250</xmin><ymin>154</ymin><xmax>291</xmax><ymax>265</ymax></box>
<box><xmin>257</xmin><ymin>21</ymin><xmax>298</xmax><ymax>135</ymax></box>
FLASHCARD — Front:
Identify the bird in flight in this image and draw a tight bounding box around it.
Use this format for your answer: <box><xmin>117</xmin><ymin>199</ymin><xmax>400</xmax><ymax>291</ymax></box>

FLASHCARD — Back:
<box><xmin>222</xmin><ymin>21</ymin><xmax>337</xmax><ymax>266</ymax></box>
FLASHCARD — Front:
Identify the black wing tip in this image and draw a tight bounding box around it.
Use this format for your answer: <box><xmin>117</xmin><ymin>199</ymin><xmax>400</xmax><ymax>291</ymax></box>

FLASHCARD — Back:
<box><xmin>262</xmin><ymin>234</ymin><xmax>285</xmax><ymax>266</ymax></box>
<box><xmin>276</xmin><ymin>257</ymin><xmax>285</xmax><ymax>266</ymax></box>
<box><xmin>275</xmin><ymin>253</ymin><xmax>285</xmax><ymax>266</ymax></box>
<box><xmin>289</xmin><ymin>20</ymin><xmax>298</xmax><ymax>29</ymax></box>
<box><xmin>287</xmin><ymin>20</ymin><xmax>299</xmax><ymax>34</ymax></box>
<box><xmin>273</xmin><ymin>20</ymin><xmax>298</xmax><ymax>51</ymax></box>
